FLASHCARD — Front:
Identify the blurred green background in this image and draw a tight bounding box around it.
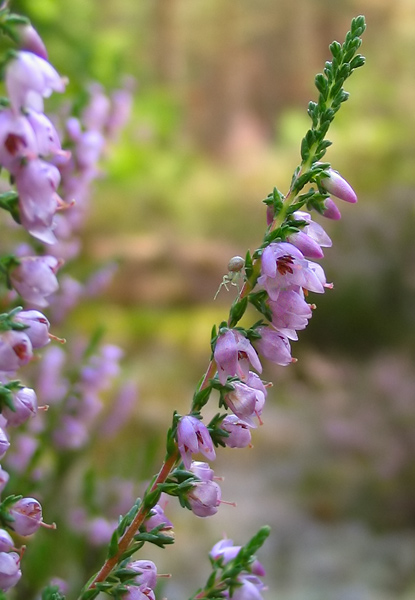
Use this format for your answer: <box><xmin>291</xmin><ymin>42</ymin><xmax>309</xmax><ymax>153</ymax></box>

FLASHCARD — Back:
<box><xmin>7</xmin><ymin>0</ymin><xmax>415</xmax><ymax>598</ymax></box>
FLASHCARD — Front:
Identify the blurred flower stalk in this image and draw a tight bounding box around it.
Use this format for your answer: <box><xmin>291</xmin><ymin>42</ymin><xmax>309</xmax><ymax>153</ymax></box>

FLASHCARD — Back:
<box><xmin>0</xmin><ymin>4</ymin><xmax>366</xmax><ymax>600</ymax></box>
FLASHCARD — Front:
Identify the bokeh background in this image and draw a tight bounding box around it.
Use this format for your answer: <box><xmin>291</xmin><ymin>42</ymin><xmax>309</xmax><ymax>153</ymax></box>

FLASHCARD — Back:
<box><xmin>6</xmin><ymin>0</ymin><xmax>415</xmax><ymax>598</ymax></box>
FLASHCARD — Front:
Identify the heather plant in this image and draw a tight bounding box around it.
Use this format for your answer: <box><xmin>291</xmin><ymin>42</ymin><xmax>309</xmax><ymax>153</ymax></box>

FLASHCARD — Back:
<box><xmin>0</xmin><ymin>4</ymin><xmax>366</xmax><ymax>600</ymax></box>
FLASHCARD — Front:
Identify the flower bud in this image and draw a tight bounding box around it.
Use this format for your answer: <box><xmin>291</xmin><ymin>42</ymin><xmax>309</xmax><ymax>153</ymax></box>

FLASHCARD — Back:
<box><xmin>15</xmin><ymin>24</ymin><xmax>48</xmax><ymax>60</ymax></box>
<box><xmin>320</xmin><ymin>169</ymin><xmax>357</xmax><ymax>203</ymax></box>
<box><xmin>0</xmin><ymin>530</ymin><xmax>14</xmax><ymax>552</ymax></box>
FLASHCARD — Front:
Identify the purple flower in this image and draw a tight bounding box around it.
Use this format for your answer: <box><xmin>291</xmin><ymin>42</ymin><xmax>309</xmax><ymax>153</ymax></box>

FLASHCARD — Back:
<box><xmin>0</xmin><ymin>427</ymin><xmax>10</xmax><ymax>459</ymax></box>
<box><xmin>4</xmin><ymin>433</ymin><xmax>37</xmax><ymax>473</ymax></box>
<box><xmin>3</xmin><ymin>386</ymin><xmax>37</xmax><ymax>427</ymax></box>
<box><xmin>25</xmin><ymin>110</ymin><xmax>63</xmax><ymax>158</ymax></box>
<box><xmin>188</xmin><ymin>480</ymin><xmax>222</xmax><ymax>517</ymax></box>
<box><xmin>0</xmin><ymin>330</ymin><xmax>33</xmax><ymax>373</ymax></box>
<box><xmin>0</xmin><ymin>551</ymin><xmax>22</xmax><ymax>591</ymax></box>
<box><xmin>53</xmin><ymin>415</ymin><xmax>88</xmax><ymax>449</ymax></box>
<box><xmin>0</xmin><ymin>108</ymin><xmax>38</xmax><ymax>171</ymax></box>
<box><xmin>221</xmin><ymin>415</ymin><xmax>252</xmax><ymax>448</ymax></box>
<box><xmin>144</xmin><ymin>504</ymin><xmax>173</xmax><ymax>532</ymax></box>
<box><xmin>86</xmin><ymin>517</ymin><xmax>117</xmax><ymax>546</ymax></box>
<box><xmin>105</xmin><ymin>79</ymin><xmax>135</xmax><ymax>140</ymax></box>
<box><xmin>10</xmin><ymin>255</ymin><xmax>61</xmax><ymax>307</ymax></box>
<box><xmin>122</xmin><ymin>587</ymin><xmax>155</xmax><ymax>600</ymax></box>
<box><xmin>177</xmin><ymin>415</ymin><xmax>216</xmax><ymax>469</ymax></box>
<box><xmin>0</xmin><ymin>467</ymin><xmax>9</xmax><ymax>493</ymax></box>
<box><xmin>255</xmin><ymin>327</ymin><xmax>292</xmax><ymax>365</ymax></box>
<box><xmin>5</xmin><ymin>51</ymin><xmax>66</xmax><ymax>113</ymax></box>
<box><xmin>190</xmin><ymin>460</ymin><xmax>215</xmax><ymax>481</ymax></box>
<box><xmin>9</xmin><ymin>497</ymin><xmax>43</xmax><ymax>536</ymax></box>
<box><xmin>320</xmin><ymin>168</ymin><xmax>357</xmax><ymax>203</ymax></box>
<box><xmin>232</xmin><ymin>575</ymin><xmax>266</xmax><ymax>600</ymax></box>
<box><xmin>15</xmin><ymin>24</ymin><xmax>48</xmax><ymax>60</ymax></box>
<box><xmin>127</xmin><ymin>560</ymin><xmax>157</xmax><ymax>590</ymax></box>
<box><xmin>15</xmin><ymin>158</ymin><xmax>61</xmax><ymax>244</ymax></box>
<box><xmin>224</xmin><ymin>379</ymin><xmax>266</xmax><ymax>427</ymax></box>
<box><xmin>258</xmin><ymin>242</ymin><xmax>326</xmax><ymax>300</ymax></box>
<box><xmin>82</xmin><ymin>83</ymin><xmax>111</xmax><ymax>132</ymax></box>
<box><xmin>0</xmin><ymin>530</ymin><xmax>14</xmax><ymax>553</ymax></box>
<box><xmin>210</xmin><ymin>539</ymin><xmax>266</xmax><ymax>580</ymax></box>
<box><xmin>268</xmin><ymin>289</ymin><xmax>313</xmax><ymax>335</ymax></box>
<box><xmin>214</xmin><ymin>329</ymin><xmax>262</xmax><ymax>385</ymax></box>
<box><xmin>15</xmin><ymin>310</ymin><xmax>50</xmax><ymax>348</ymax></box>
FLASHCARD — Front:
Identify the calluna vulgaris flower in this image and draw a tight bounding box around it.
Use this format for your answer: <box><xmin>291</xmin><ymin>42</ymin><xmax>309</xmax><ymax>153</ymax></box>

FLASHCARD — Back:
<box><xmin>0</xmin><ymin>551</ymin><xmax>22</xmax><ymax>591</ymax></box>
<box><xmin>9</xmin><ymin>497</ymin><xmax>43</xmax><ymax>536</ymax></box>
<box><xmin>214</xmin><ymin>329</ymin><xmax>262</xmax><ymax>385</ymax></box>
<box><xmin>177</xmin><ymin>415</ymin><xmax>216</xmax><ymax>469</ymax></box>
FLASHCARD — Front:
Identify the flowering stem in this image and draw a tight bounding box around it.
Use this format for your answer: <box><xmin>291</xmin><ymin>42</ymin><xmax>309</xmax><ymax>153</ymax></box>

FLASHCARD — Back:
<box><xmin>80</xmin><ymin>450</ymin><xmax>180</xmax><ymax>596</ymax></box>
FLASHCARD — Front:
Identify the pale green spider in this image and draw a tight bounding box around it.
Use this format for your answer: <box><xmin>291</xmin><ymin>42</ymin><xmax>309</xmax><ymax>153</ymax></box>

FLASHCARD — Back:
<box><xmin>214</xmin><ymin>255</ymin><xmax>245</xmax><ymax>299</ymax></box>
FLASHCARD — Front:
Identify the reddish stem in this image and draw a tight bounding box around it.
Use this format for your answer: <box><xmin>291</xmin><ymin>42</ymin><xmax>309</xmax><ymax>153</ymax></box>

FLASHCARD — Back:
<box><xmin>86</xmin><ymin>450</ymin><xmax>179</xmax><ymax>590</ymax></box>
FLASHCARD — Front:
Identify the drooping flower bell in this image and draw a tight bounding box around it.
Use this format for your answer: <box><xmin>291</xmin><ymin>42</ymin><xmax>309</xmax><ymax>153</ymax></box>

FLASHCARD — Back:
<box><xmin>214</xmin><ymin>329</ymin><xmax>262</xmax><ymax>385</ymax></box>
<box><xmin>177</xmin><ymin>415</ymin><xmax>216</xmax><ymax>469</ymax></box>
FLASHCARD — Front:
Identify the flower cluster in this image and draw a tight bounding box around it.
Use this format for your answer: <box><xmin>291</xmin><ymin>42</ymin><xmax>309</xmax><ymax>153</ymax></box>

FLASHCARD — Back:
<box><xmin>0</xmin><ymin>9</ymin><xmax>135</xmax><ymax>593</ymax></box>
<box><xmin>173</xmin><ymin>169</ymin><xmax>358</xmax><ymax>533</ymax></box>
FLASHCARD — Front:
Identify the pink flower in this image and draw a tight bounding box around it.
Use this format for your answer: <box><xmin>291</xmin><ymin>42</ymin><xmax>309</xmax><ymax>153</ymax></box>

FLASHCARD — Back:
<box><xmin>255</xmin><ymin>327</ymin><xmax>293</xmax><ymax>365</ymax></box>
<box><xmin>0</xmin><ymin>108</ymin><xmax>37</xmax><ymax>171</ymax></box>
<box><xmin>0</xmin><ymin>330</ymin><xmax>33</xmax><ymax>373</ymax></box>
<box><xmin>221</xmin><ymin>415</ymin><xmax>252</xmax><ymax>448</ymax></box>
<box><xmin>127</xmin><ymin>560</ymin><xmax>157</xmax><ymax>590</ymax></box>
<box><xmin>2</xmin><ymin>387</ymin><xmax>37</xmax><ymax>427</ymax></box>
<box><xmin>9</xmin><ymin>497</ymin><xmax>43</xmax><ymax>536</ymax></box>
<box><xmin>188</xmin><ymin>480</ymin><xmax>221</xmax><ymax>517</ymax></box>
<box><xmin>190</xmin><ymin>460</ymin><xmax>215</xmax><ymax>481</ymax></box>
<box><xmin>177</xmin><ymin>415</ymin><xmax>216</xmax><ymax>469</ymax></box>
<box><xmin>268</xmin><ymin>289</ymin><xmax>313</xmax><ymax>336</ymax></box>
<box><xmin>15</xmin><ymin>310</ymin><xmax>50</xmax><ymax>349</ymax></box>
<box><xmin>214</xmin><ymin>329</ymin><xmax>262</xmax><ymax>385</ymax></box>
<box><xmin>259</xmin><ymin>242</ymin><xmax>326</xmax><ymax>299</ymax></box>
<box><xmin>10</xmin><ymin>255</ymin><xmax>60</xmax><ymax>307</ymax></box>
<box><xmin>15</xmin><ymin>158</ymin><xmax>61</xmax><ymax>244</ymax></box>
<box><xmin>224</xmin><ymin>378</ymin><xmax>266</xmax><ymax>427</ymax></box>
<box><xmin>5</xmin><ymin>51</ymin><xmax>66</xmax><ymax>113</ymax></box>
<box><xmin>0</xmin><ymin>551</ymin><xmax>21</xmax><ymax>591</ymax></box>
